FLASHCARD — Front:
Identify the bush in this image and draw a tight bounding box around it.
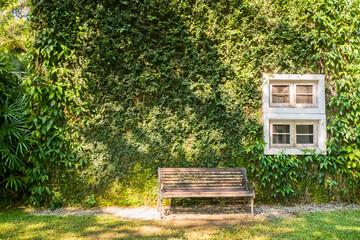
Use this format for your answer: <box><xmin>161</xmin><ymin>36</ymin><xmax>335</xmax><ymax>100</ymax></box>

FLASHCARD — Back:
<box><xmin>0</xmin><ymin>53</ymin><xmax>30</xmax><ymax>203</ymax></box>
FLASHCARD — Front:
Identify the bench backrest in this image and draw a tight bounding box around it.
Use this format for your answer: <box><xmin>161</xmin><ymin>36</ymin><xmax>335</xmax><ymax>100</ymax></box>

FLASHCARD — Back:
<box><xmin>159</xmin><ymin>168</ymin><xmax>249</xmax><ymax>190</ymax></box>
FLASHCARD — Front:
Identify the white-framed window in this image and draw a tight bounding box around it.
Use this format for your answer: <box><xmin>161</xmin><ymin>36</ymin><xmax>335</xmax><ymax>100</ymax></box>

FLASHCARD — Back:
<box><xmin>270</xmin><ymin>120</ymin><xmax>318</xmax><ymax>148</ymax></box>
<box><xmin>270</xmin><ymin>81</ymin><xmax>317</xmax><ymax>108</ymax></box>
<box><xmin>263</xmin><ymin>74</ymin><xmax>326</xmax><ymax>155</ymax></box>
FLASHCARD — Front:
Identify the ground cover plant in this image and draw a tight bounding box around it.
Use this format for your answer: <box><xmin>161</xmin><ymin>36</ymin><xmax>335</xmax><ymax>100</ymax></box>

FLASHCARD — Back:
<box><xmin>1</xmin><ymin>0</ymin><xmax>360</xmax><ymax>207</ymax></box>
<box><xmin>0</xmin><ymin>208</ymin><xmax>360</xmax><ymax>239</ymax></box>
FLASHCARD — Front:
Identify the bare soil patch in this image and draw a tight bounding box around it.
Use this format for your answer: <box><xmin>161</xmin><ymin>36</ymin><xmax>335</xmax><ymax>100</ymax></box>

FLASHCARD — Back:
<box><xmin>28</xmin><ymin>202</ymin><xmax>360</xmax><ymax>225</ymax></box>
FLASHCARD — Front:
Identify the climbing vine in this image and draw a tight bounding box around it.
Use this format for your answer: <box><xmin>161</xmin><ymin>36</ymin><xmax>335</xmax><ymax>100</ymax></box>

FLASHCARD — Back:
<box><xmin>24</xmin><ymin>0</ymin><xmax>360</xmax><ymax>206</ymax></box>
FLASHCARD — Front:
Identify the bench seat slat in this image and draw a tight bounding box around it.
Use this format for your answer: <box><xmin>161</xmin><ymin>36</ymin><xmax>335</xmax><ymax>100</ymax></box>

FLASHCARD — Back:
<box><xmin>164</xmin><ymin>187</ymin><xmax>246</xmax><ymax>191</ymax></box>
<box><xmin>163</xmin><ymin>171</ymin><xmax>243</xmax><ymax>173</ymax></box>
<box><xmin>164</xmin><ymin>176</ymin><xmax>243</xmax><ymax>178</ymax></box>
<box><xmin>163</xmin><ymin>192</ymin><xmax>254</xmax><ymax>198</ymax></box>
<box><xmin>163</xmin><ymin>185</ymin><xmax>245</xmax><ymax>187</ymax></box>
<box><xmin>163</xmin><ymin>180</ymin><xmax>244</xmax><ymax>183</ymax></box>
<box><xmin>163</xmin><ymin>175</ymin><xmax>244</xmax><ymax>178</ymax></box>
<box><xmin>163</xmin><ymin>184</ymin><xmax>245</xmax><ymax>187</ymax></box>
<box><xmin>161</xmin><ymin>168</ymin><xmax>245</xmax><ymax>172</ymax></box>
<box><xmin>163</xmin><ymin>178</ymin><xmax>244</xmax><ymax>181</ymax></box>
<box><xmin>162</xmin><ymin>174</ymin><xmax>244</xmax><ymax>177</ymax></box>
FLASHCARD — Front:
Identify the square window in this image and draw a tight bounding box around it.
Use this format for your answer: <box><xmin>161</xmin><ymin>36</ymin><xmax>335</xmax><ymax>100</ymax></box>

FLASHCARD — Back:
<box><xmin>269</xmin><ymin>81</ymin><xmax>316</xmax><ymax>107</ymax></box>
<box><xmin>272</xmin><ymin>124</ymin><xmax>290</xmax><ymax>144</ymax></box>
<box><xmin>270</xmin><ymin>121</ymin><xmax>317</xmax><ymax>149</ymax></box>
<box><xmin>295</xmin><ymin>85</ymin><xmax>313</xmax><ymax>104</ymax></box>
<box><xmin>296</xmin><ymin>125</ymin><xmax>314</xmax><ymax>144</ymax></box>
<box><xmin>272</xmin><ymin>85</ymin><xmax>290</xmax><ymax>104</ymax></box>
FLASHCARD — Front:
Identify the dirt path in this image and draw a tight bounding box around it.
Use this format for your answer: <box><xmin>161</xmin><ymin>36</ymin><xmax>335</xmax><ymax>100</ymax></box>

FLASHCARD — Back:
<box><xmin>28</xmin><ymin>203</ymin><xmax>360</xmax><ymax>222</ymax></box>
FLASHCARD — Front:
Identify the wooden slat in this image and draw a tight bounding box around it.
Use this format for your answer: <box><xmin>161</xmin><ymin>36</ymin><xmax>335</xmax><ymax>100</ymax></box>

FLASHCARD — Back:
<box><xmin>163</xmin><ymin>192</ymin><xmax>254</xmax><ymax>198</ymax></box>
<box><xmin>161</xmin><ymin>168</ymin><xmax>244</xmax><ymax>172</ymax></box>
<box><xmin>163</xmin><ymin>181</ymin><xmax>243</xmax><ymax>184</ymax></box>
<box><xmin>163</xmin><ymin>189</ymin><xmax>250</xmax><ymax>193</ymax></box>
<box><xmin>162</xmin><ymin>172</ymin><xmax>243</xmax><ymax>176</ymax></box>
<box><xmin>162</xmin><ymin>176</ymin><xmax>243</xmax><ymax>179</ymax></box>
<box><xmin>164</xmin><ymin>187</ymin><xmax>246</xmax><ymax>191</ymax></box>
<box><xmin>163</xmin><ymin>179</ymin><xmax>245</xmax><ymax>184</ymax></box>
<box><xmin>163</xmin><ymin>177</ymin><xmax>244</xmax><ymax>180</ymax></box>
<box><xmin>163</xmin><ymin>171</ymin><xmax>243</xmax><ymax>175</ymax></box>
<box><xmin>162</xmin><ymin>172</ymin><xmax>243</xmax><ymax>174</ymax></box>
<box><xmin>162</xmin><ymin>175</ymin><xmax>243</xmax><ymax>178</ymax></box>
<box><xmin>163</xmin><ymin>184</ymin><xmax>245</xmax><ymax>187</ymax></box>
<box><xmin>162</xmin><ymin>173</ymin><xmax>243</xmax><ymax>176</ymax></box>
<box><xmin>162</xmin><ymin>177</ymin><xmax>244</xmax><ymax>180</ymax></box>
<box><xmin>163</xmin><ymin>180</ymin><xmax>244</xmax><ymax>183</ymax></box>
<box><xmin>162</xmin><ymin>174</ymin><xmax>244</xmax><ymax>176</ymax></box>
<box><xmin>163</xmin><ymin>180</ymin><xmax>244</xmax><ymax>182</ymax></box>
<box><xmin>163</xmin><ymin>176</ymin><xmax>243</xmax><ymax>179</ymax></box>
<box><xmin>162</xmin><ymin>175</ymin><xmax>243</xmax><ymax>177</ymax></box>
<box><xmin>162</xmin><ymin>180</ymin><xmax>244</xmax><ymax>183</ymax></box>
<box><xmin>163</xmin><ymin>180</ymin><xmax>243</xmax><ymax>184</ymax></box>
<box><xmin>163</xmin><ymin>175</ymin><xmax>244</xmax><ymax>178</ymax></box>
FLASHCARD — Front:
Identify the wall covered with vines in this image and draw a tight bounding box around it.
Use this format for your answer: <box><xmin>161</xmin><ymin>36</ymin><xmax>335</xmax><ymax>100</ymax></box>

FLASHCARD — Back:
<box><xmin>27</xmin><ymin>0</ymin><xmax>360</xmax><ymax>206</ymax></box>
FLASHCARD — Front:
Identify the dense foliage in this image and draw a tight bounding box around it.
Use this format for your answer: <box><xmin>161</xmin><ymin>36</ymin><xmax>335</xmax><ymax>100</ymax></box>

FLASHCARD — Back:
<box><xmin>14</xmin><ymin>0</ymin><xmax>360</xmax><ymax>205</ymax></box>
<box><xmin>0</xmin><ymin>0</ymin><xmax>34</xmax><ymax>205</ymax></box>
<box><xmin>0</xmin><ymin>53</ymin><xmax>30</xmax><ymax>203</ymax></box>
<box><xmin>0</xmin><ymin>0</ymin><xmax>30</xmax><ymax>53</ymax></box>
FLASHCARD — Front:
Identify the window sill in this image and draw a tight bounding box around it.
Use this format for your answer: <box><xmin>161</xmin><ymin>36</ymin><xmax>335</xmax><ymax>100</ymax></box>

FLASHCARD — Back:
<box><xmin>264</xmin><ymin>147</ymin><xmax>326</xmax><ymax>155</ymax></box>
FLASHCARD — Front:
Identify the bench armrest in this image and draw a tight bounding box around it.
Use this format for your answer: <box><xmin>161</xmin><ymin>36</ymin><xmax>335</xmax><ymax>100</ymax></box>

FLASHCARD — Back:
<box><xmin>248</xmin><ymin>181</ymin><xmax>255</xmax><ymax>192</ymax></box>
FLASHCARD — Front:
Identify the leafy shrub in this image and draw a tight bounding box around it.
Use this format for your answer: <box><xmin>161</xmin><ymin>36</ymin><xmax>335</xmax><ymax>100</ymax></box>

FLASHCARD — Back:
<box><xmin>0</xmin><ymin>53</ymin><xmax>30</xmax><ymax>202</ymax></box>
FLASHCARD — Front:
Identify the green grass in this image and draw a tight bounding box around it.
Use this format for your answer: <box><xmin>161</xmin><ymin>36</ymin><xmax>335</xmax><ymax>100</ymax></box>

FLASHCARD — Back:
<box><xmin>0</xmin><ymin>208</ymin><xmax>359</xmax><ymax>239</ymax></box>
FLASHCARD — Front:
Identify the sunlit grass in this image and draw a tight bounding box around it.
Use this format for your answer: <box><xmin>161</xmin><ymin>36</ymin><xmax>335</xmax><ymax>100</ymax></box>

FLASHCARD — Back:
<box><xmin>0</xmin><ymin>208</ymin><xmax>359</xmax><ymax>239</ymax></box>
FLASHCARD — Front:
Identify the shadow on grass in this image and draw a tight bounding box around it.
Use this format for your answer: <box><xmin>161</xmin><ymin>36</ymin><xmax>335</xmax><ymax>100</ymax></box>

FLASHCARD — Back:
<box><xmin>0</xmin><ymin>208</ymin><xmax>261</xmax><ymax>240</ymax></box>
<box><xmin>1</xmin><ymin>209</ymin><xmax>359</xmax><ymax>239</ymax></box>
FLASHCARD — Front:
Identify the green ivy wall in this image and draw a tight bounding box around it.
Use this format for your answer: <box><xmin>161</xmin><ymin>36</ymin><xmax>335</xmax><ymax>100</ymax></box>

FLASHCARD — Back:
<box><xmin>27</xmin><ymin>0</ymin><xmax>360</xmax><ymax>206</ymax></box>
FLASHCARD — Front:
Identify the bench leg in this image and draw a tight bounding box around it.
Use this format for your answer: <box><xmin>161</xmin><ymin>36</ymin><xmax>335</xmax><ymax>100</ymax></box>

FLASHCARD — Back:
<box><xmin>251</xmin><ymin>197</ymin><xmax>254</xmax><ymax>218</ymax></box>
<box><xmin>157</xmin><ymin>195</ymin><xmax>160</xmax><ymax>211</ymax></box>
<box><xmin>159</xmin><ymin>197</ymin><xmax>163</xmax><ymax>220</ymax></box>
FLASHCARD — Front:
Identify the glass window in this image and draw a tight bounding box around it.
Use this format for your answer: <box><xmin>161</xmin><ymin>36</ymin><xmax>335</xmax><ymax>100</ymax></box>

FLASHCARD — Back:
<box><xmin>272</xmin><ymin>85</ymin><xmax>290</xmax><ymax>104</ymax></box>
<box><xmin>270</xmin><ymin>82</ymin><xmax>316</xmax><ymax>107</ymax></box>
<box><xmin>296</xmin><ymin>85</ymin><xmax>313</xmax><ymax>104</ymax></box>
<box><xmin>272</xmin><ymin>124</ymin><xmax>290</xmax><ymax>144</ymax></box>
<box><xmin>270</xmin><ymin>121</ymin><xmax>317</xmax><ymax>148</ymax></box>
<box><xmin>296</xmin><ymin>125</ymin><xmax>314</xmax><ymax>144</ymax></box>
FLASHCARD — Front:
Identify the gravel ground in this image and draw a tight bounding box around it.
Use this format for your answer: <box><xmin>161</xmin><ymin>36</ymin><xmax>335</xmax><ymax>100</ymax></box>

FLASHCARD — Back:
<box><xmin>28</xmin><ymin>203</ymin><xmax>360</xmax><ymax>221</ymax></box>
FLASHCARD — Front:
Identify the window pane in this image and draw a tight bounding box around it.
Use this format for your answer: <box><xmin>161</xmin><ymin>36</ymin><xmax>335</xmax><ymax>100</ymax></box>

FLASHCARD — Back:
<box><xmin>296</xmin><ymin>125</ymin><xmax>313</xmax><ymax>134</ymax></box>
<box><xmin>272</xmin><ymin>85</ymin><xmax>290</xmax><ymax>104</ymax></box>
<box><xmin>273</xmin><ymin>134</ymin><xmax>290</xmax><ymax>144</ymax></box>
<box><xmin>296</xmin><ymin>85</ymin><xmax>313</xmax><ymax>94</ymax></box>
<box><xmin>272</xmin><ymin>85</ymin><xmax>290</xmax><ymax>94</ymax></box>
<box><xmin>273</xmin><ymin>95</ymin><xmax>290</xmax><ymax>103</ymax></box>
<box><xmin>296</xmin><ymin>95</ymin><xmax>312</xmax><ymax>104</ymax></box>
<box><xmin>273</xmin><ymin>125</ymin><xmax>290</xmax><ymax>133</ymax></box>
<box><xmin>296</xmin><ymin>135</ymin><xmax>314</xmax><ymax>144</ymax></box>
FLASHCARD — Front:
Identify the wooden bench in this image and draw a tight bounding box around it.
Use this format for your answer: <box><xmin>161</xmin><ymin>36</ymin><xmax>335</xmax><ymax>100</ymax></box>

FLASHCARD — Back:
<box><xmin>157</xmin><ymin>168</ymin><xmax>255</xmax><ymax>219</ymax></box>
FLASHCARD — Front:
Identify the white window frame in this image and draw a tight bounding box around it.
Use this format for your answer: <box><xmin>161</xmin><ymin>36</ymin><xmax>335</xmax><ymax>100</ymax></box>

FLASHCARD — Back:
<box><xmin>270</xmin><ymin>120</ymin><xmax>318</xmax><ymax>149</ymax></box>
<box><xmin>269</xmin><ymin>83</ymin><xmax>293</xmax><ymax>107</ymax></box>
<box><xmin>263</xmin><ymin>74</ymin><xmax>326</xmax><ymax>155</ymax></box>
<box><xmin>269</xmin><ymin>81</ymin><xmax>318</xmax><ymax>108</ymax></box>
<box><xmin>294</xmin><ymin>82</ymin><xmax>317</xmax><ymax>107</ymax></box>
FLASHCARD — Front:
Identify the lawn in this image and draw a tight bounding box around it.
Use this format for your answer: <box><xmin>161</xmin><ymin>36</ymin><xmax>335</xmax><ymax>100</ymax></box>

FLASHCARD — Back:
<box><xmin>0</xmin><ymin>208</ymin><xmax>359</xmax><ymax>239</ymax></box>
